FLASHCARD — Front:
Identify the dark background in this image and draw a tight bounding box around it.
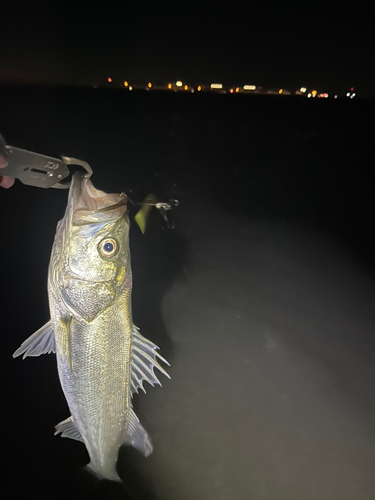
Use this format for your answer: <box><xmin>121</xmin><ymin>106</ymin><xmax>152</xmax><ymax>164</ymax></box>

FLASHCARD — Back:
<box><xmin>1</xmin><ymin>7</ymin><xmax>374</xmax><ymax>97</ymax></box>
<box><xmin>1</xmin><ymin>84</ymin><xmax>375</xmax><ymax>499</ymax></box>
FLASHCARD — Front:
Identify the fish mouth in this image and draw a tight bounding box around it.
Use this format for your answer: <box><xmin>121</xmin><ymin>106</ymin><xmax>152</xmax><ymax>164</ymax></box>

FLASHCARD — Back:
<box><xmin>69</xmin><ymin>172</ymin><xmax>127</xmax><ymax>224</ymax></box>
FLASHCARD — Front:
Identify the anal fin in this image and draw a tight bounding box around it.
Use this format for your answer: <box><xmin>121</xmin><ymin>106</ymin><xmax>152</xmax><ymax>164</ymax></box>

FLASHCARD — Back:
<box><xmin>55</xmin><ymin>416</ymin><xmax>84</xmax><ymax>443</ymax></box>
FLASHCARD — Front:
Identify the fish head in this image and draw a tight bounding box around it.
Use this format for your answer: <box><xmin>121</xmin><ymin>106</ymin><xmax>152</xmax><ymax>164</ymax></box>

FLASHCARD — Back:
<box><xmin>51</xmin><ymin>172</ymin><xmax>131</xmax><ymax>322</ymax></box>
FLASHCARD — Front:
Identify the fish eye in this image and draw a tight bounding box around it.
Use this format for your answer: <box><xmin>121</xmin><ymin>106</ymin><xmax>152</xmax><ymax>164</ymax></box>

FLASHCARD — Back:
<box><xmin>99</xmin><ymin>238</ymin><xmax>118</xmax><ymax>258</ymax></box>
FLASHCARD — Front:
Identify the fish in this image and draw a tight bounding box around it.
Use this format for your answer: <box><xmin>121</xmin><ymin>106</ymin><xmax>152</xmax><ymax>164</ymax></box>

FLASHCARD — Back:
<box><xmin>13</xmin><ymin>172</ymin><xmax>170</xmax><ymax>481</ymax></box>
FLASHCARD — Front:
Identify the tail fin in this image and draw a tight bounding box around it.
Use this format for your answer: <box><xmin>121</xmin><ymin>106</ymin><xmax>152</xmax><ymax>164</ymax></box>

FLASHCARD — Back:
<box><xmin>81</xmin><ymin>409</ymin><xmax>153</xmax><ymax>482</ymax></box>
<box><xmin>84</xmin><ymin>463</ymin><xmax>122</xmax><ymax>483</ymax></box>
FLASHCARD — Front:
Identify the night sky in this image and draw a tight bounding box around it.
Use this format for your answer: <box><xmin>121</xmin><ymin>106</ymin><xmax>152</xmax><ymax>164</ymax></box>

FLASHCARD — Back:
<box><xmin>1</xmin><ymin>6</ymin><xmax>374</xmax><ymax>96</ymax></box>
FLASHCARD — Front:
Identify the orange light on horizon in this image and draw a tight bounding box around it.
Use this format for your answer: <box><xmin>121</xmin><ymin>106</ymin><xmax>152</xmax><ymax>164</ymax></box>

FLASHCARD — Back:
<box><xmin>123</xmin><ymin>81</ymin><xmax>129</xmax><ymax>87</ymax></box>
<box><xmin>107</xmin><ymin>77</ymin><xmax>112</xmax><ymax>83</ymax></box>
<box><xmin>197</xmin><ymin>85</ymin><xmax>202</xmax><ymax>91</ymax></box>
<box><xmin>235</xmin><ymin>87</ymin><xmax>240</xmax><ymax>93</ymax></box>
<box><xmin>184</xmin><ymin>84</ymin><xmax>189</xmax><ymax>90</ymax></box>
<box><xmin>147</xmin><ymin>82</ymin><xmax>152</xmax><ymax>88</ymax></box>
<box><xmin>167</xmin><ymin>83</ymin><xmax>172</xmax><ymax>89</ymax></box>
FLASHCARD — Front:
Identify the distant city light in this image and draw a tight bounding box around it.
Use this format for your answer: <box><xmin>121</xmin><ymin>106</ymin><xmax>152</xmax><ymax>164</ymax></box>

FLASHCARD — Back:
<box><xmin>95</xmin><ymin>80</ymin><xmax>340</xmax><ymax>98</ymax></box>
<box><xmin>352</xmin><ymin>92</ymin><xmax>356</xmax><ymax>97</ymax></box>
<box><xmin>346</xmin><ymin>92</ymin><xmax>350</xmax><ymax>97</ymax></box>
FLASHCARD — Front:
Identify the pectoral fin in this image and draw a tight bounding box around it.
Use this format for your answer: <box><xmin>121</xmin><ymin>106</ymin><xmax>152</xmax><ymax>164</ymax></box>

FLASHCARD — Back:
<box><xmin>55</xmin><ymin>416</ymin><xmax>84</xmax><ymax>443</ymax></box>
<box><xmin>12</xmin><ymin>321</ymin><xmax>55</xmax><ymax>359</ymax></box>
<box><xmin>56</xmin><ymin>316</ymin><xmax>73</xmax><ymax>369</ymax></box>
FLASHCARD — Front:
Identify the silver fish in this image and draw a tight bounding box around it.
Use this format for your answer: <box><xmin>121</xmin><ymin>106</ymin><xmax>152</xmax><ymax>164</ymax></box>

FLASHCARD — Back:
<box><xmin>13</xmin><ymin>172</ymin><xmax>170</xmax><ymax>481</ymax></box>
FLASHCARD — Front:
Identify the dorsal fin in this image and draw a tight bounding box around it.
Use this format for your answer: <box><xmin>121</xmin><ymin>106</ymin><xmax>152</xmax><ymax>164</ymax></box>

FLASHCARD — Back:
<box><xmin>130</xmin><ymin>326</ymin><xmax>170</xmax><ymax>396</ymax></box>
<box><xmin>124</xmin><ymin>408</ymin><xmax>153</xmax><ymax>456</ymax></box>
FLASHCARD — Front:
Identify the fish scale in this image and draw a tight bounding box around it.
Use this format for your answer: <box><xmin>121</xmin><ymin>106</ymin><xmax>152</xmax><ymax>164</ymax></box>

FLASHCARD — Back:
<box><xmin>56</xmin><ymin>298</ymin><xmax>130</xmax><ymax>478</ymax></box>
